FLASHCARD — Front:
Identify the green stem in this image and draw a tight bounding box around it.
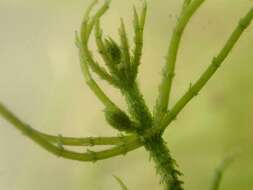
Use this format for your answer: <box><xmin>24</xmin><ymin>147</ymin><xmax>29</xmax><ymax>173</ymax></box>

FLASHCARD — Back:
<box><xmin>78</xmin><ymin>40</ymin><xmax>117</xmax><ymax>109</ymax></box>
<box><xmin>182</xmin><ymin>0</ymin><xmax>192</xmax><ymax>12</ymax></box>
<box><xmin>2</xmin><ymin>3</ymin><xmax>253</xmax><ymax>189</ymax></box>
<box><xmin>122</xmin><ymin>83</ymin><xmax>153</xmax><ymax>130</ymax></box>
<box><xmin>80</xmin><ymin>1</ymin><xmax>253</xmax><ymax>166</ymax></box>
<box><xmin>144</xmin><ymin>136</ymin><xmax>183</xmax><ymax>190</ymax></box>
<box><xmin>154</xmin><ymin>0</ymin><xmax>205</xmax><ymax>120</ymax></box>
<box><xmin>40</xmin><ymin>133</ymin><xmax>137</xmax><ymax>146</ymax></box>
<box><xmin>132</xmin><ymin>2</ymin><xmax>147</xmax><ymax>80</ymax></box>
<box><xmin>160</xmin><ymin>6</ymin><xmax>253</xmax><ymax>132</ymax></box>
<box><xmin>0</xmin><ymin>103</ymin><xmax>142</xmax><ymax>162</ymax></box>
<box><xmin>119</xmin><ymin>18</ymin><xmax>131</xmax><ymax>70</ymax></box>
<box><xmin>95</xmin><ymin>20</ymin><xmax>119</xmax><ymax>78</ymax></box>
<box><xmin>107</xmin><ymin>3</ymin><xmax>253</xmax><ymax>163</ymax></box>
<box><xmin>75</xmin><ymin>1</ymin><xmax>253</xmax><ymax>157</ymax></box>
<box><xmin>80</xmin><ymin>0</ymin><xmax>119</xmax><ymax>87</ymax></box>
<box><xmin>104</xmin><ymin>6</ymin><xmax>253</xmax><ymax>168</ymax></box>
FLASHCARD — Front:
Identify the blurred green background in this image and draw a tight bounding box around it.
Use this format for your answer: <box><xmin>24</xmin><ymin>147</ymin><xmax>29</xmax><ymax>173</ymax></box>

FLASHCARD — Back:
<box><xmin>0</xmin><ymin>0</ymin><xmax>253</xmax><ymax>189</ymax></box>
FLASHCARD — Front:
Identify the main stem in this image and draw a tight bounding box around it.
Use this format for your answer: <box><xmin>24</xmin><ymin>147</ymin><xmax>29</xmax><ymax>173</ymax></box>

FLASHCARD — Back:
<box><xmin>124</xmin><ymin>83</ymin><xmax>183</xmax><ymax>190</ymax></box>
<box><xmin>122</xmin><ymin>83</ymin><xmax>153</xmax><ymax>129</ymax></box>
<box><xmin>145</xmin><ymin>136</ymin><xmax>183</xmax><ymax>190</ymax></box>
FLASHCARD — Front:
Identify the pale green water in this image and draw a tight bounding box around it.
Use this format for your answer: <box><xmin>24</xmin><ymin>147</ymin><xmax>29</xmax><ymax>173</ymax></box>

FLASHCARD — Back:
<box><xmin>0</xmin><ymin>0</ymin><xmax>253</xmax><ymax>189</ymax></box>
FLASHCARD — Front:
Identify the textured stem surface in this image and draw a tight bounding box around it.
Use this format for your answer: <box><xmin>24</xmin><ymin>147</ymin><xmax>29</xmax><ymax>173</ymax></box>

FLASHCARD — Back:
<box><xmin>145</xmin><ymin>136</ymin><xmax>183</xmax><ymax>190</ymax></box>
<box><xmin>123</xmin><ymin>83</ymin><xmax>153</xmax><ymax>130</ymax></box>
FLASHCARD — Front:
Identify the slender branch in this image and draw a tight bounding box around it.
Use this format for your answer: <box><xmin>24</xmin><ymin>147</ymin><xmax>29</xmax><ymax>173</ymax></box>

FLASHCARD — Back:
<box><xmin>132</xmin><ymin>2</ymin><xmax>147</xmax><ymax>80</ymax></box>
<box><xmin>79</xmin><ymin>0</ymin><xmax>118</xmax><ymax>87</ymax></box>
<box><xmin>119</xmin><ymin>18</ymin><xmax>131</xmax><ymax>81</ymax></box>
<box><xmin>1</xmin><ymin>2</ymin><xmax>252</xmax><ymax>188</ymax></box>
<box><xmin>94</xmin><ymin>20</ymin><xmax>108</xmax><ymax>62</ymax></box>
<box><xmin>154</xmin><ymin>0</ymin><xmax>205</xmax><ymax>121</ymax></box>
<box><xmin>40</xmin><ymin>133</ymin><xmax>137</xmax><ymax>147</ymax></box>
<box><xmin>85</xmin><ymin>0</ymin><xmax>112</xmax><ymax>40</ymax></box>
<box><xmin>77</xmin><ymin>1</ymin><xmax>121</xmax><ymax>110</ymax></box>
<box><xmin>0</xmin><ymin>105</ymin><xmax>133</xmax><ymax>146</ymax></box>
<box><xmin>120</xmin><ymin>5</ymin><xmax>253</xmax><ymax>147</ymax></box>
<box><xmin>77</xmin><ymin>36</ymin><xmax>117</xmax><ymax>109</ymax></box>
<box><xmin>78</xmin><ymin>33</ymin><xmax>135</xmax><ymax>132</ymax></box>
<box><xmin>0</xmin><ymin>103</ymin><xmax>143</xmax><ymax>162</ymax></box>
<box><xmin>83</xmin><ymin>0</ymin><xmax>98</xmax><ymax>22</ymax></box>
<box><xmin>159</xmin><ymin>6</ymin><xmax>253</xmax><ymax>132</ymax></box>
<box><xmin>75</xmin><ymin>3</ymin><xmax>253</xmax><ymax>159</ymax></box>
<box><xmin>77</xmin><ymin>0</ymin><xmax>253</xmax><ymax>162</ymax></box>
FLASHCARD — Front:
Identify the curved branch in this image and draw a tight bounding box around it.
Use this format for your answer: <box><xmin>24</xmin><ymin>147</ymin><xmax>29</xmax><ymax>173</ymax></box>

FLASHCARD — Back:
<box><xmin>77</xmin><ymin>1</ymin><xmax>120</xmax><ymax>109</ymax></box>
<box><xmin>77</xmin><ymin>38</ymin><xmax>119</xmax><ymax>109</ymax></box>
<box><xmin>79</xmin><ymin>0</ymin><xmax>118</xmax><ymax>87</ymax></box>
<box><xmin>0</xmin><ymin>103</ymin><xmax>143</xmax><ymax>162</ymax></box>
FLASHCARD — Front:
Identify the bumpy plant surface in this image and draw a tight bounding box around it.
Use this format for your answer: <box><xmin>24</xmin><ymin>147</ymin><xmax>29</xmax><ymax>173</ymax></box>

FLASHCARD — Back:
<box><xmin>1</xmin><ymin>0</ymin><xmax>253</xmax><ymax>189</ymax></box>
